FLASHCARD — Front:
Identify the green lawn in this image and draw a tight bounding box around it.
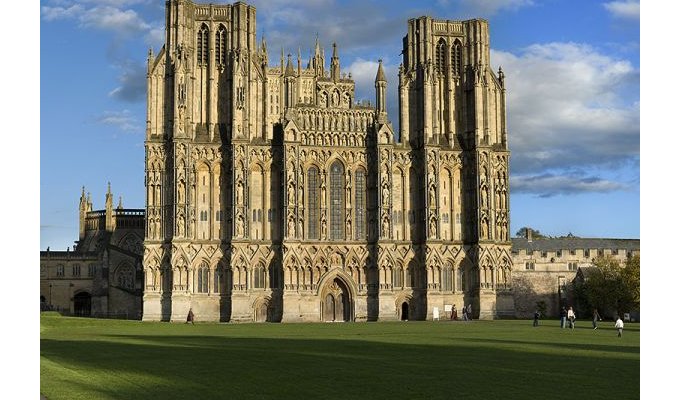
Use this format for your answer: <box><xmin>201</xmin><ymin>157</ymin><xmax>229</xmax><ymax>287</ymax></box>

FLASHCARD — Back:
<box><xmin>40</xmin><ymin>313</ymin><xmax>639</xmax><ymax>400</ymax></box>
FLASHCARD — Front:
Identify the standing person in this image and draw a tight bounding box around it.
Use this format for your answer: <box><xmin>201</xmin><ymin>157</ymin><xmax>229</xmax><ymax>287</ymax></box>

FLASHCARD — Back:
<box><xmin>186</xmin><ymin>308</ymin><xmax>195</xmax><ymax>324</ymax></box>
<box><xmin>462</xmin><ymin>304</ymin><xmax>468</xmax><ymax>321</ymax></box>
<box><xmin>615</xmin><ymin>316</ymin><xmax>624</xmax><ymax>337</ymax></box>
<box><xmin>560</xmin><ymin>307</ymin><xmax>567</xmax><ymax>329</ymax></box>
<box><xmin>451</xmin><ymin>305</ymin><xmax>458</xmax><ymax>321</ymax></box>
<box><xmin>592</xmin><ymin>308</ymin><xmax>602</xmax><ymax>329</ymax></box>
<box><xmin>533</xmin><ymin>310</ymin><xmax>540</xmax><ymax>327</ymax></box>
<box><xmin>466</xmin><ymin>304</ymin><xmax>473</xmax><ymax>321</ymax></box>
<box><xmin>567</xmin><ymin>306</ymin><xmax>576</xmax><ymax>329</ymax></box>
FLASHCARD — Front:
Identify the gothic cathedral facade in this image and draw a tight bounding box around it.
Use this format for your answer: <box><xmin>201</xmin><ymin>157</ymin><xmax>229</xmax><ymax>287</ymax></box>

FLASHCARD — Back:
<box><xmin>142</xmin><ymin>0</ymin><xmax>512</xmax><ymax>322</ymax></box>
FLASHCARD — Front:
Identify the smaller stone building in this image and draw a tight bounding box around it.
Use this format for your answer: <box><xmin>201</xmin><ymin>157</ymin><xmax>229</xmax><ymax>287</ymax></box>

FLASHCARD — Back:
<box><xmin>510</xmin><ymin>229</ymin><xmax>639</xmax><ymax>318</ymax></box>
<box><xmin>40</xmin><ymin>184</ymin><xmax>145</xmax><ymax>318</ymax></box>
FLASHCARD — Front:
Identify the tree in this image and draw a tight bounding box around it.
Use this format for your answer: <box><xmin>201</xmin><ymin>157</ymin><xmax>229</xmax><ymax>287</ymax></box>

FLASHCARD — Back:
<box><xmin>515</xmin><ymin>227</ymin><xmax>546</xmax><ymax>238</ymax></box>
<box><xmin>574</xmin><ymin>255</ymin><xmax>640</xmax><ymax>318</ymax></box>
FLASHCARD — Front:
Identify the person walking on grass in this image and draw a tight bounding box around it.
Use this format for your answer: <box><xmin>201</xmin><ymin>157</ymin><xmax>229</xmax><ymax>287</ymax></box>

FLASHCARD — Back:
<box><xmin>567</xmin><ymin>306</ymin><xmax>576</xmax><ymax>329</ymax></box>
<box><xmin>462</xmin><ymin>304</ymin><xmax>468</xmax><ymax>321</ymax></box>
<box><xmin>592</xmin><ymin>308</ymin><xmax>602</xmax><ymax>329</ymax></box>
<box><xmin>560</xmin><ymin>306</ymin><xmax>567</xmax><ymax>329</ymax></box>
<box><xmin>533</xmin><ymin>310</ymin><xmax>540</xmax><ymax>327</ymax></box>
<box><xmin>186</xmin><ymin>308</ymin><xmax>195</xmax><ymax>324</ymax></box>
<box><xmin>467</xmin><ymin>304</ymin><xmax>472</xmax><ymax>321</ymax></box>
<box><xmin>615</xmin><ymin>316</ymin><xmax>624</xmax><ymax>337</ymax></box>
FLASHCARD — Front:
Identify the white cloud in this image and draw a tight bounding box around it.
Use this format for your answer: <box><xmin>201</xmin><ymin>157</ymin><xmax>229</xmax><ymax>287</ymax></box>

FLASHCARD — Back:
<box><xmin>510</xmin><ymin>173</ymin><xmax>626</xmax><ymax>197</ymax></box>
<box><xmin>41</xmin><ymin>2</ymin><xmax>150</xmax><ymax>36</ymax></box>
<box><xmin>438</xmin><ymin>0</ymin><xmax>533</xmax><ymax>15</ymax></box>
<box><xmin>96</xmin><ymin>110</ymin><xmax>141</xmax><ymax>133</ymax></box>
<box><xmin>491</xmin><ymin>43</ymin><xmax>639</xmax><ymax>177</ymax></box>
<box><xmin>79</xmin><ymin>6</ymin><xmax>149</xmax><ymax>35</ymax></box>
<box><xmin>41</xmin><ymin>4</ymin><xmax>83</xmax><ymax>21</ymax></box>
<box><xmin>603</xmin><ymin>1</ymin><xmax>640</xmax><ymax>20</ymax></box>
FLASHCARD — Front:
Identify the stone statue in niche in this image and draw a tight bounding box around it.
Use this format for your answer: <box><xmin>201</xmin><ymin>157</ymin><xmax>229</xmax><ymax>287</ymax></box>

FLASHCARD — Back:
<box><xmin>382</xmin><ymin>217</ymin><xmax>389</xmax><ymax>237</ymax></box>
<box><xmin>429</xmin><ymin>218</ymin><xmax>436</xmax><ymax>238</ymax></box>
<box><xmin>236</xmin><ymin>215</ymin><xmax>244</xmax><ymax>237</ymax></box>
<box><xmin>288</xmin><ymin>217</ymin><xmax>295</xmax><ymax>237</ymax></box>
<box><xmin>236</xmin><ymin>181</ymin><xmax>244</xmax><ymax>205</ymax></box>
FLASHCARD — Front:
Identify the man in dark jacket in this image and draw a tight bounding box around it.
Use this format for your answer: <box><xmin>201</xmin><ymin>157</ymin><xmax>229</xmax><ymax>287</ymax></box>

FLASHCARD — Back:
<box><xmin>560</xmin><ymin>307</ymin><xmax>567</xmax><ymax>329</ymax></box>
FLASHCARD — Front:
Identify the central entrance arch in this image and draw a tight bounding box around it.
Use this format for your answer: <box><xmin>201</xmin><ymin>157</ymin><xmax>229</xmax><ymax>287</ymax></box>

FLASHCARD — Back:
<box><xmin>321</xmin><ymin>277</ymin><xmax>352</xmax><ymax>322</ymax></box>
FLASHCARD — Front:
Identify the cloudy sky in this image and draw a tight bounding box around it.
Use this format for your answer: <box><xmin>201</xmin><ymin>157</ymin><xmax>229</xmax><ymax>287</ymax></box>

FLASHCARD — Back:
<box><xmin>38</xmin><ymin>0</ymin><xmax>640</xmax><ymax>249</ymax></box>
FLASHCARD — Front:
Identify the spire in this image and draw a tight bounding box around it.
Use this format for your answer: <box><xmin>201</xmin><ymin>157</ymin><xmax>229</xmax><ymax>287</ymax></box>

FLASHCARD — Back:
<box><xmin>105</xmin><ymin>182</ymin><xmax>114</xmax><ymax>232</ymax></box>
<box><xmin>331</xmin><ymin>42</ymin><xmax>340</xmax><ymax>81</ymax></box>
<box><xmin>261</xmin><ymin>36</ymin><xmax>268</xmax><ymax>65</ymax></box>
<box><xmin>375</xmin><ymin>59</ymin><xmax>386</xmax><ymax>82</ymax></box>
<box><xmin>79</xmin><ymin>186</ymin><xmax>87</xmax><ymax>241</ymax></box>
<box><xmin>117</xmin><ymin>196</ymin><xmax>123</xmax><ymax>210</ymax></box>
<box><xmin>315</xmin><ymin>33</ymin><xmax>321</xmax><ymax>56</ymax></box>
<box><xmin>297</xmin><ymin>47</ymin><xmax>301</xmax><ymax>74</ymax></box>
<box><xmin>280</xmin><ymin>47</ymin><xmax>284</xmax><ymax>70</ymax></box>
<box><xmin>285</xmin><ymin>53</ymin><xmax>295</xmax><ymax>76</ymax></box>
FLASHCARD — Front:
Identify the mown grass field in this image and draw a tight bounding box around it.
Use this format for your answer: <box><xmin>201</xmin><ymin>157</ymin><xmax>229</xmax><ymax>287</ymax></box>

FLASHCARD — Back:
<box><xmin>40</xmin><ymin>313</ymin><xmax>639</xmax><ymax>400</ymax></box>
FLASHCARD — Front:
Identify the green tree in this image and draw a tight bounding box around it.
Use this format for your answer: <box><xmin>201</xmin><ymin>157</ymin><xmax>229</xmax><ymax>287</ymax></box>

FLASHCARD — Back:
<box><xmin>575</xmin><ymin>255</ymin><xmax>640</xmax><ymax>318</ymax></box>
<box><xmin>515</xmin><ymin>227</ymin><xmax>546</xmax><ymax>238</ymax></box>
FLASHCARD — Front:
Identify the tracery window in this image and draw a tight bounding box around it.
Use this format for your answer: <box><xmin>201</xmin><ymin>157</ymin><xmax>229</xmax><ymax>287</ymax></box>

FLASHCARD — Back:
<box><xmin>197</xmin><ymin>24</ymin><xmax>208</xmax><ymax>66</ymax></box>
<box><xmin>307</xmin><ymin>167</ymin><xmax>319</xmax><ymax>239</ymax></box>
<box><xmin>436</xmin><ymin>38</ymin><xmax>446</xmax><ymax>74</ymax></box>
<box><xmin>354</xmin><ymin>168</ymin><xmax>366</xmax><ymax>240</ymax></box>
<box><xmin>330</xmin><ymin>161</ymin><xmax>345</xmax><ymax>240</ymax></box>
<box><xmin>215</xmin><ymin>25</ymin><xmax>227</xmax><ymax>67</ymax></box>
<box><xmin>452</xmin><ymin>40</ymin><xmax>462</xmax><ymax>76</ymax></box>
<box><xmin>117</xmin><ymin>264</ymin><xmax>135</xmax><ymax>290</ymax></box>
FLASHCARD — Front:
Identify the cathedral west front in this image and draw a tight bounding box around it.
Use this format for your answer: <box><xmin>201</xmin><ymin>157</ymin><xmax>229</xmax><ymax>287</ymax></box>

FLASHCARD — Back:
<box><xmin>141</xmin><ymin>0</ymin><xmax>512</xmax><ymax>322</ymax></box>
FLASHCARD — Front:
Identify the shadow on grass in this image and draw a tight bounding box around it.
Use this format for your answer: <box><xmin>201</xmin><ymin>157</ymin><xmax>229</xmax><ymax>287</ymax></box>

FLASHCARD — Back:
<box><xmin>41</xmin><ymin>333</ymin><xmax>640</xmax><ymax>400</ymax></box>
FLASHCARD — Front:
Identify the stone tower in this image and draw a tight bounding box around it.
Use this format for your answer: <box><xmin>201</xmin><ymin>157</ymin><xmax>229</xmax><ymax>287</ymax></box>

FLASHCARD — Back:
<box><xmin>399</xmin><ymin>17</ymin><xmax>512</xmax><ymax>318</ymax></box>
<box><xmin>142</xmin><ymin>0</ymin><xmax>512</xmax><ymax>322</ymax></box>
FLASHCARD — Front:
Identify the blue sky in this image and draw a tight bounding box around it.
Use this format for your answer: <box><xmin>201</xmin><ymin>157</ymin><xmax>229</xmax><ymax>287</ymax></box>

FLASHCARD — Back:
<box><xmin>38</xmin><ymin>0</ymin><xmax>640</xmax><ymax>250</ymax></box>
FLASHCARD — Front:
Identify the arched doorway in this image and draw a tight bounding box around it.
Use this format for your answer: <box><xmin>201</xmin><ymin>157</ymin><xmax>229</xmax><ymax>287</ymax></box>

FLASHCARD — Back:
<box><xmin>401</xmin><ymin>302</ymin><xmax>409</xmax><ymax>321</ymax></box>
<box><xmin>322</xmin><ymin>278</ymin><xmax>352</xmax><ymax>322</ymax></box>
<box><xmin>255</xmin><ymin>302</ymin><xmax>267</xmax><ymax>322</ymax></box>
<box><xmin>74</xmin><ymin>292</ymin><xmax>91</xmax><ymax>316</ymax></box>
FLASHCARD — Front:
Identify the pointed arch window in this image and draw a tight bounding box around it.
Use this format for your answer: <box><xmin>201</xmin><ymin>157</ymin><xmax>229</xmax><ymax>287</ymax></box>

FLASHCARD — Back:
<box><xmin>307</xmin><ymin>166</ymin><xmax>320</xmax><ymax>239</ymax></box>
<box><xmin>452</xmin><ymin>40</ymin><xmax>462</xmax><ymax>76</ymax></box>
<box><xmin>197</xmin><ymin>264</ymin><xmax>209</xmax><ymax>293</ymax></box>
<box><xmin>330</xmin><ymin>161</ymin><xmax>345</xmax><ymax>240</ymax></box>
<box><xmin>393</xmin><ymin>265</ymin><xmax>403</xmax><ymax>288</ymax></box>
<box><xmin>254</xmin><ymin>265</ymin><xmax>265</xmax><ymax>289</ymax></box>
<box><xmin>197</xmin><ymin>24</ymin><xmax>209</xmax><ymax>66</ymax></box>
<box><xmin>443</xmin><ymin>264</ymin><xmax>453</xmax><ymax>291</ymax></box>
<box><xmin>215</xmin><ymin>25</ymin><xmax>227</xmax><ymax>67</ymax></box>
<box><xmin>354</xmin><ymin>168</ymin><xmax>366</xmax><ymax>240</ymax></box>
<box><xmin>436</xmin><ymin>38</ymin><xmax>446</xmax><ymax>75</ymax></box>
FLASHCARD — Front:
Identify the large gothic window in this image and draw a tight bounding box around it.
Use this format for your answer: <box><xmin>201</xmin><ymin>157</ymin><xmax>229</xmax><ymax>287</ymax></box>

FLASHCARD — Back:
<box><xmin>116</xmin><ymin>264</ymin><xmax>135</xmax><ymax>290</ymax></box>
<box><xmin>307</xmin><ymin>167</ymin><xmax>319</xmax><ymax>239</ymax></box>
<box><xmin>330</xmin><ymin>161</ymin><xmax>345</xmax><ymax>240</ymax></box>
<box><xmin>354</xmin><ymin>168</ymin><xmax>366</xmax><ymax>240</ymax></box>
<box><xmin>197</xmin><ymin>24</ymin><xmax>208</xmax><ymax>66</ymax></box>
<box><xmin>197</xmin><ymin>264</ymin><xmax>209</xmax><ymax>293</ymax></box>
<box><xmin>215</xmin><ymin>25</ymin><xmax>227</xmax><ymax>67</ymax></box>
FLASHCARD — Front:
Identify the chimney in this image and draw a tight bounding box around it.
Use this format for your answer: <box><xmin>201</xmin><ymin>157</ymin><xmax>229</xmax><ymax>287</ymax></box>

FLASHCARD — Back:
<box><xmin>526</xmin><ymin>228</ymin><xmax>532</xmax><ymax>243</ymax></box>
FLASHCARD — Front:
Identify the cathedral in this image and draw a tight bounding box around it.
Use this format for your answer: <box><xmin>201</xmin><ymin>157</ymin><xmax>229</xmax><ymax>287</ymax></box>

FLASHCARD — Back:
<box><xmin>141</xmin><ymin>0</ymin><xmax>512</xmax><ymax>322</ymax></box>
